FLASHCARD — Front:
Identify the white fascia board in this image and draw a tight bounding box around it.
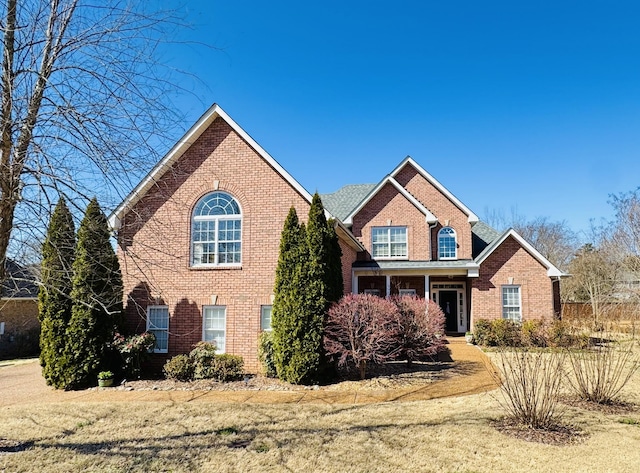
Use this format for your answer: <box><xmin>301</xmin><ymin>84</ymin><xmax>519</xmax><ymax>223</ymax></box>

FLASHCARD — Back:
<box><xmin>343</xmin><ymin>176</ymin><xmax>437</xmax><ymax>225</ymax></box>
<box><xmin>475</xmin><ymin>228</ymin><xmax>565</xmax><ymax>278</ymax></box>
<box><xmin>391</xmin><ymin>156</ymin><xmax>479</xmax><ymax>224</ymax></box>
<box><xmin>333</xmin><ymin>220</ymin><xmax>365</xmax><ymax>251</ymax></box>
<box><xmin>108</xmin><ymin>104</ymin><xmax>316</xmax><ymax>230</ymax></box>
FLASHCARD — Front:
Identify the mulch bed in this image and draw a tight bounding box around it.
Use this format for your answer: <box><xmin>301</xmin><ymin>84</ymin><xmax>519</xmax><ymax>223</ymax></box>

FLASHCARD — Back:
<box><xmin>491</xmin><ymin>418</ymin><xmax>586</xmax><ymax>445</ymax></box>
<box><xmin>560</xmin><ymin>397</ymin><xmax>638</xmax><ymax>415</ymax></box>
<box><xmin>111</xmin><ymin>360</ymin><xmax>456</xmax><ymax>393</ymax></box>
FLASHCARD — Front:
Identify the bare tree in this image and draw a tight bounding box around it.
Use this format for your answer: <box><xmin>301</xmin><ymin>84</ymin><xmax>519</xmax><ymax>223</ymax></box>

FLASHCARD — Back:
<box><xmin>562</xmin><ymin>243</ymin><xmax>618</xmax><ymax>327</ymax></box>
<box><xmin>0</xmin><ymin>0</ymin><xmax>190</xmax><ymax>278</ymax></box>
<box><xmin>483</xmin><ymin>208</ymin><xmax>579</xmax><ymax>271</ymax></box>
<box><xmin>608</xmin><ymin>190</ymin><xmax>640</xmax><ymax>300</ymax></box>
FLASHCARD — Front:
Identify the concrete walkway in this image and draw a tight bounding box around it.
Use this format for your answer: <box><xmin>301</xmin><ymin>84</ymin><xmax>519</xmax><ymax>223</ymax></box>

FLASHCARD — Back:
<box><xmin>0</xmin><ymin>337</ymin><xmax>498</xmax><ymax>406</ymax></box>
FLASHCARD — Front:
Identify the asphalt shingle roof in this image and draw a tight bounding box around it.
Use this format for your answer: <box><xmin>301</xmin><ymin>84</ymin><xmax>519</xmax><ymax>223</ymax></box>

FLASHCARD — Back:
<box><xmin>320</xmin><ymin>184</ymin><xmax>376</xmax><ymax>221</ymax></box>
<box><xmin>471</xmin><ymin>221</ymin><xmax>501</xmax><ymax>258</ymax></box>
<box><xmin>1</xmin><ymin>260</ymin><xmax>38</xmax><ymax>299</ymax></box>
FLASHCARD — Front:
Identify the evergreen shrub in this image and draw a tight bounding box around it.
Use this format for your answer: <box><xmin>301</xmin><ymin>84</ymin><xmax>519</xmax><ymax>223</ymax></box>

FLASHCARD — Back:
<box><xmin>163</xmin><ymin>355</ymin><xmax>194</xmax><ymax>381</ymax></box>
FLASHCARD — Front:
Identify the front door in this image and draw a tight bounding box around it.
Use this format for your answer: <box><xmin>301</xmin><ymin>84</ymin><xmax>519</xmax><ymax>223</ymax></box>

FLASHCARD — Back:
<box><xmin>439</xmin><ymin>290</ymin><xmax>458</xmax><ymax>332</ymax></box>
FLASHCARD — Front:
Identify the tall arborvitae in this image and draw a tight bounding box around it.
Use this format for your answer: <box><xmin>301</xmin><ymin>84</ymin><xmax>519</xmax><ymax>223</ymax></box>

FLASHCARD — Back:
<box><xmin>272</xmin><ymin>195</ymin><xmax>344</xmax><ymax>384</ymax></box>
<box><xmin>64</xmin><ymin>198</ymin><xmax>123</xmax><ymax>389</ymax></box>
<box><xmin>271</xmin><ymin>207</ymin><xmax>309</xmax><ymax>383</ymax></box>
<box><xmin>39</xmin><ymin>198</ymin><xmax>76</xmax><ymax>388</ymax></box>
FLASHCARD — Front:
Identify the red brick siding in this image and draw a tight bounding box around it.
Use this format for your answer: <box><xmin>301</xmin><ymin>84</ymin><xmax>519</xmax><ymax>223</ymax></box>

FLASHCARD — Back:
<box><xmin>470</xmin><ymin>236</ymin><xmax>555</xmax><ymax>327</ymax></box>
<box><xmin>352</xmin><ymin>183</ymin><xmax>431</xmax><ymax>260</ymax></box>
<box><xmin>118</xmin><ymin>117</ymin><xmax>313</xmax><ymax>372</ymax></box>
<box><xmin>394</xmin><ymin>164</ymin><xmax>473</xmax><ymax>260</ymax></box>
<box><xmin>339</xmin><ymin>240</ymin><xmax>356</xmax><ymax>295</ymax></box>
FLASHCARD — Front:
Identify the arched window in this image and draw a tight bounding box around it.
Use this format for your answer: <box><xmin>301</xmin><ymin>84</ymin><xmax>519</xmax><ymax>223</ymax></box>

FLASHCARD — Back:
<box><xmin>191</xmin><ymin>192</ymin><xmax>242</xmax><ymax>266</ymax></box>
<box><xmin>438</xmin><ymin>227</ymin><xmax>457</xmax><ymax>260</ymax></box>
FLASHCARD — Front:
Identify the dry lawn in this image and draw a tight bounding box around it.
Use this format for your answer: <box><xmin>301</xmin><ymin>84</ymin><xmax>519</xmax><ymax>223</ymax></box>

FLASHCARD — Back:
<box><xmin>1</xmin><ymin>381</ymin><xmax>639</xmax><ymax>472</ymax></box>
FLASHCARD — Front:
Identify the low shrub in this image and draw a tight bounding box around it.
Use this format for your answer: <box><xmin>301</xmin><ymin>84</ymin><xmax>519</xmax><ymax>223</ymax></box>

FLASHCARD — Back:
<box><xmin>258</xmin><ymin>331</ymin><xmax>277</xmax><ymax>377</ymax></box>
<box><xmin>472</xmin><ymin>319</ymin><xmax>521</xmax><ymax>347</ymax></box>
<box><xmin>521</xmin><ymin>320</ymin><xmax>547</xmax><ymax>347</ymax></box>
<box><xmin>210</xmin><ymin>354</ymin><xmax>244</xmax><ymax>382</ymax></box>
<box><xmin>188</xmin><ymin>342</ymin><xmax>245</xmax><ymax>381</ymax></box>
<box><xmin>472</xmin><ymin>319</ymin><xmax>493</xmax><ymax>346</ymax></box>
<box><xmin>163</xmin><ymin>354</ymin><xmax>194</xmax><ymax>381</ymax></box>
<box><xmin>190</xmin><ymin>342</ymin><xmax>218</xmax><ymax>379</ymax></box>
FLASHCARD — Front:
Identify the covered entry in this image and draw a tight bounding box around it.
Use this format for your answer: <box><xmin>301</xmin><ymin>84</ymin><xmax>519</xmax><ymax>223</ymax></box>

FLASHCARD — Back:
<box><xmin>430</xmin><ymin>283</ymin><xmax>467</xmax><ymax>333</ymax></box>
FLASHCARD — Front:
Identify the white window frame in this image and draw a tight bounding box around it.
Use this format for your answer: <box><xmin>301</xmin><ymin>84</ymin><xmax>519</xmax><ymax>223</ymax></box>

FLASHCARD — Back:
<box><xmin>364</xmin><ymin>289</ymin><xmax>381</xmax><ymax>296</ymax></box>
<box><xmin>260</xmin><ymin>305</ymin><xmax>272</xmax><ymax>331</ymax></box>
<box><xmin>147</xmin><ymin>305</ymin><xmax>169</xmax><ymax>354</ymax></box>
<box><xmin>399</xmin><ymin>288</ymin><xmax>417</xmax><ymax>297</ymax></box>
<box><xmin>371</xmin><ymin>226</ymin><xmax>408</xmax><ymax>259</ymax></box>
<box><xmin>438</xmin><ymin>227</ymin><xmax>457</xmax><ymax>260</ymax></box>
<box><xmin>203</xmin><ymin>305</ymin><xmax>226</xmax><ymax>353</ymax></box>
<box><xmin>191</xmin><ymin>192</ymin><xmax>242</xmax><ymax>267</ymax></box>
<box><xmin>502</xmin><ymin>285</ymin><xmax>522</xmax><ymax>322</ymax></box>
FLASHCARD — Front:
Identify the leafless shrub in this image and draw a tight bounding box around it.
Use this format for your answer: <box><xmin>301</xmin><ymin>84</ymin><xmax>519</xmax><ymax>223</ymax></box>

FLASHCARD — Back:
<box><xmin>566</xmin><ymin>337</ymin><xmax>639</xmax><ymax>404</ymax></box>
<box><xmin>491</xmin><ymin>347</ymin><xmax>566</xmax><ymax>429</ymax></box>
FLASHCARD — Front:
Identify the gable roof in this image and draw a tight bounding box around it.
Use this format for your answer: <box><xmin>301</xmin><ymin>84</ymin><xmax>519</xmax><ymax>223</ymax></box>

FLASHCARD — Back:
<box><xmin>109</xmin><ymin>104</ymin><xmax>313</xmax><ymax>230</ymax></box>
<box><xmin>471</xmin><ymin>220</ymin><xmax>501</xmax><ymax>258</ymax></box>
<box><xmin>108</xmin><ymin>104</ymin><xmax>365</xmax><ymax>252</ymax></box>
<box><xmin>475</xmin><ymin>228</ymin><xmax>565</xmax><ymax>278</ymax></box>
<box><xmin>320</xmin><ymin>184</ymin><xmax>376</xmax><ymax>221</ymax></box>
<box><xmin>390</xmin><ymin>156</ymin><xmax>479</xmax><ymax>224</ymax></box>
<box><xmin>343</xmin><ymin>175</ymin><xmax>438</xmax><ymax>225</ymax></box>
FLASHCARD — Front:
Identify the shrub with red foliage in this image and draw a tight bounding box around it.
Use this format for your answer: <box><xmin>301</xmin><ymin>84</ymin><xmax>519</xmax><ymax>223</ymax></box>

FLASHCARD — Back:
<box><xmin>324</xmin><ymin>294</ymin><xmax>401</xmax><ymax>379</ymax></box>
<box><xmin>390</xmin><ymin>296</ymin><xmax>446</xmax><ymax>365</ymax></box>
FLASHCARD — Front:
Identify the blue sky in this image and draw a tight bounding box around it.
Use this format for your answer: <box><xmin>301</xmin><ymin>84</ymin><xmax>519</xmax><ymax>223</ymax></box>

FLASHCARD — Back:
<box><xmin>161</xmin><ymin>1</ymin><xmax>640</xmax><ymax>238</ymax></box>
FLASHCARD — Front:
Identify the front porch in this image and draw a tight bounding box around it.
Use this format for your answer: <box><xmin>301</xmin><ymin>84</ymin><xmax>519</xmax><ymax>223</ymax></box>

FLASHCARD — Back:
<box><xmin>352</xmin><ymin>260</ymin><xmax>480</xmax><ymax>333</ymax></box>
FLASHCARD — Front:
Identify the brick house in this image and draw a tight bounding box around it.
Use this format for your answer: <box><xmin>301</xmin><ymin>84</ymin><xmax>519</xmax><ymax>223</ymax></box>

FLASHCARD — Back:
<box><xmin>110</xmin><ymin>104</ymin><xmax>564</xmax><ymax>371</ymax></box>
<box><xmin>0</xmin><ymin>260</ymin><xmax>39</xmax><ymax>359</ymax></box>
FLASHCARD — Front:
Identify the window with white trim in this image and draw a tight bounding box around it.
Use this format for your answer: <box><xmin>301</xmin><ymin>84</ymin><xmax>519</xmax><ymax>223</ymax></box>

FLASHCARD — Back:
<box><xmin>438</xmin><ymin>227</ymin><xmax>457</xmax><ymax>260</ymax></box>
<box><xmin>372</xmin><ymin>226</ymin><xmax>407</xmax><ymax>258</ymax></box>
<box><xmin>399</xmin><ymin>289</ymin><xmax>417</xmax><ymax>296</ymax></box>
<box><xmin>261</xmin><ymin>305</ymin><xmax>272</xmax><ymax>331</ymax></box>
<box><xmin>192</xmin><ymin>192</ymin><xmax>242</xmax><ymax>266</ymax></box>
<box><xmin>502</xmin><ymin>285</ymin><xmax>522</xmax><ymax>322</ymax></box>
<box><xmin>203</xmin><ymin>305</ymin><xmax>226</xmax><ymax>353</ymax></box>
<box><xmin>147</xmin><ymin>306</ymin><xmax>169</xmax><ymax>353</ymax></box>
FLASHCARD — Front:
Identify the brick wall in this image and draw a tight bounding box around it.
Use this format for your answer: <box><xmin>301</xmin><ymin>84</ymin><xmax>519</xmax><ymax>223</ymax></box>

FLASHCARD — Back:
<box><xmin>352</xmin><ymin>183</ymin><xmax>431</xmax><ymax>260</ymax></box>
<box><xmin>470</xmin><ymin>236</ymin><xmax>555</xmax><ymax>327</ymax></box>
<box><xmin>394</xmin><ymin>164</ymin><xmax>473</xmax><ymax>260</ymax></box>
<box><xmin>118</xmin><ymin>117</ymin><xmax>316</xmax><ymax>372</ymax></box>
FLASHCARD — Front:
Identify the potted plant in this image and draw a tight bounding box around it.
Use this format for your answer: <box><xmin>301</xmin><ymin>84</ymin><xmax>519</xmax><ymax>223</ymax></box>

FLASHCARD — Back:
<box><xmin>98</xmin><ymin>370</ymin><xmax>115</xmax><ymax>387</ymax></box>
<box><xmin>464</xmin><ymin>331</ymin><xmax>474</xmax><ymax>344</ymax></box>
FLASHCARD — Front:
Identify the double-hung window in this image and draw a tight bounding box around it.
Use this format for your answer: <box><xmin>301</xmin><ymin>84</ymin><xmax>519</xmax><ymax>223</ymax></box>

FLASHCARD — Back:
<box><xmin>147</xmin><ymin>306</ymin><xmax>169</xmax><ymax>353</ymax></box>
<box><xmin>502</xmin><ymin>286</ymin><xmax>522</xmax><ymax>322</ymax></box>
<box><xmin>438</xmin><ymin>227</ymin><xmax>457</xmax><ymax>260</ymax></box>
<box><xmin>203</xmin><ymin>306</ymin><xmax>226</xmax><ymax>353</ymax></box>
<box><xmin>192</xmin><ymin>192</ymin><xmax>242</xmax><ymax>266</ymax></box>
<box><xmin>372</xmin><ymin>226</ymin><xmax>407</xmax><ymax>258</ymax></box>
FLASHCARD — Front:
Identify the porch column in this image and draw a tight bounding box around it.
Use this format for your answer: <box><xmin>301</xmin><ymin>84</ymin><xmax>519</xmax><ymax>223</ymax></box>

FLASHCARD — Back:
<box><xmin>385</xmin><ymin>275</ymin><xmax>391</xmax><ymax>297</ymax></box>
<box><xmin>424</xmin><ymin>275</ymin><xmax>430</xmax><ymax>299</ymax></box>
<box><xmin>352</xmin><ymin>270</ymin><xmax>358</xmax><ymax>294</ymax></box>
